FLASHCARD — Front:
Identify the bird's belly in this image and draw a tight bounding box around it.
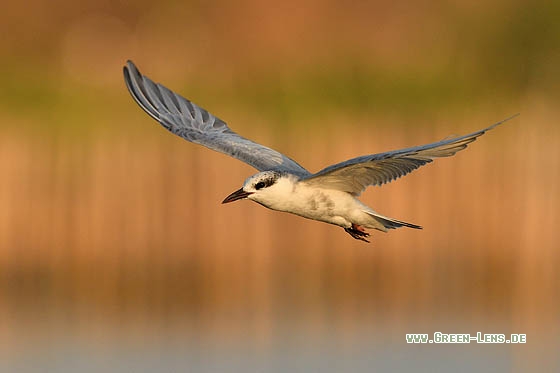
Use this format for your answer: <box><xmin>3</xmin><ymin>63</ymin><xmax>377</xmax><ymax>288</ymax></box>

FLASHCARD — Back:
<box><xmin>265</xmin><ymin>188</ymin><xmax>359</xmax><ymax>228</ymax></box>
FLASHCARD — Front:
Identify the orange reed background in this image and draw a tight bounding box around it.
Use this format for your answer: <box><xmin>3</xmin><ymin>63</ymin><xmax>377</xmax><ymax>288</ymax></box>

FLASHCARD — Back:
<box><xmin>0</xmin><ymin>0</ymin><xmax>559</xmax><ymax>371</ymax></box>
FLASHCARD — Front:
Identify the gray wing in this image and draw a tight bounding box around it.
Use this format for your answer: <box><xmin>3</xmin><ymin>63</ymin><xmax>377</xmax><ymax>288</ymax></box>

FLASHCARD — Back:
<box><xmin>123</xmin><ymin>61</ymin><xmax>310</xmax><ymax>177</ymax></box>
<box><xmin>302</xmin><ymin>114</ymin><xmax>518</xmax><ymax>196</ymax></box>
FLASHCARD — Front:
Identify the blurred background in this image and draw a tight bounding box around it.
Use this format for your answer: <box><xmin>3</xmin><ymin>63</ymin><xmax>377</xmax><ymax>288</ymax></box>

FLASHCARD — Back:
<box><xmin>1</xmin><ymin>0</ymin><xmax>559</xmax><ymax>371</ymax></box>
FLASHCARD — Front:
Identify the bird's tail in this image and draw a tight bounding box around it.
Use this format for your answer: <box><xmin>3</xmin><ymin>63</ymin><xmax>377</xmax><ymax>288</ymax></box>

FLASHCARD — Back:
<box><xmin>362</xmin><ymin>210</ymin><xmax>422</xmax><ymax>231</ymax></box>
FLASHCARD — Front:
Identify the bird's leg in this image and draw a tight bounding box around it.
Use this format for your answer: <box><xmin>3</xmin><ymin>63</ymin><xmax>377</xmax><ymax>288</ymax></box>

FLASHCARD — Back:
<box><xmin>353</xmin><ymin>224</ymin><xmax>367</xmax><ymax>233</ymax></box>
<box><xmin>344</xmin><ymin>223</ymin><xmax>370</xmax><ymax>243</ymax></box>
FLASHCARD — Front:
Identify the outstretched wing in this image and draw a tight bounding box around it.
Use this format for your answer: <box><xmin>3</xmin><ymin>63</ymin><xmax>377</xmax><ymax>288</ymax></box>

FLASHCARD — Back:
<box><xmin>301</xmin><ymin>114</ymin><xmax>518</xmax><ymax>196</ymax></box>
<box><xmin>123</xmin><ymin>61</ymin><xmax>310</xmax><ymax>177</ymax></box>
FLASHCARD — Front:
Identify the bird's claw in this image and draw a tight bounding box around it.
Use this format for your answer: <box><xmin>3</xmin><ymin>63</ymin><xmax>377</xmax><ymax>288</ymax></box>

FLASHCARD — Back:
<box><xmin>344</xmin><ymin>224</ymin><xmax>370</xmax><ymax>243</ymax></box>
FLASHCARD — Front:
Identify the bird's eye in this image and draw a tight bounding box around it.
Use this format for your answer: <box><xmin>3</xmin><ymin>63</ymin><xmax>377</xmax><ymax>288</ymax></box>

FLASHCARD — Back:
<box><xmin>255</xmin><ymin>181</ymin><xmax>266</xmax><ymax>190</ymax></box>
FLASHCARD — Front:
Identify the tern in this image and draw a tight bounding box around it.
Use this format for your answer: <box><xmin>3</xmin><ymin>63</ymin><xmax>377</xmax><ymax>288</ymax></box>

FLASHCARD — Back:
<box><xmin>123</xmin><ymin>60</ymin><xmax>517</xmax><ymax>243</ymax></box>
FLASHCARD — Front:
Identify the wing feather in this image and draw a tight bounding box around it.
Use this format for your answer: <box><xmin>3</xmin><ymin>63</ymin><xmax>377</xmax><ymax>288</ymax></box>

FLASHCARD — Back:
<box><xmin>302</xmin><ymin>114</ymin><xmax>518</xmax><ymax>195</ymax></box>
<box><xmin>123</xmin><ymin>61</ymin><xmax>310</xmax><ymax>177</ymax></box>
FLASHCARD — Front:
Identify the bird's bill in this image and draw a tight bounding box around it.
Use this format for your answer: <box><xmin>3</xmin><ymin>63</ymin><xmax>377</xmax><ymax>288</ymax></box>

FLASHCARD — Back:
<box><xmin>222</xmin><ymin>188</ymin><xmax>253</xmax><ymax>204</ymax></box>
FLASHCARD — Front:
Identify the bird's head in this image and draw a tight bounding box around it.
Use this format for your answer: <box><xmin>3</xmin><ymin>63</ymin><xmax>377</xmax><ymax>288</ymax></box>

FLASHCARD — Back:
<box><xmin>222</xmin><ymin>171</ymin><xmax>291</xmax><ymax>206</ymax></box>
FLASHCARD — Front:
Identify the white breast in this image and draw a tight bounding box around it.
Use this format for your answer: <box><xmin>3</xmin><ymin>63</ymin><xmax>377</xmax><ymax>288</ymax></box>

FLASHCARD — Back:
<box><xmin>259</xmin><ymin>178</ymin><xmax>365</xmax><ymax>227</ymax></box>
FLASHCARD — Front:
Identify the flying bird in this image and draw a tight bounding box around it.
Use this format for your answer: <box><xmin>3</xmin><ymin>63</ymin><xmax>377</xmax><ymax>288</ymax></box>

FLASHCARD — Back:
<box><xmin>123</xmin><ymin>60</ymin><xmax>517</xmax><ymax>243</ymax></box>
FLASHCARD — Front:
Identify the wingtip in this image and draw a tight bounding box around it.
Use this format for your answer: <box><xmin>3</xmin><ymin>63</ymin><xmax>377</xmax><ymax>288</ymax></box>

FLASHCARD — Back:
<box><xmin>123</xmin><ymin>60</ymin><xmax>140</xmax><ymax>76</ymax></box>
<box><xmin>480</xmin><ymin>113</ymin><xmax>520</xmax><ymax>134</ymax></box>
<box><xmin>123</xmin><ymin>62</ymin><xmax>134</xmax><ymax>89</ymax></box>
<box><xmin>123</xmin><ymin>60</ymin><xmax>144</xmax><ymax>93</ymax></box>
<box><xmin>495</xmin><ymin>112</ymin><xmax>520</xmax><ymax>126</ymax></box>
<box><xmin>504</xmin><ymin>112</ymin><xmax>520</xmax><ymax>121</ymax></box>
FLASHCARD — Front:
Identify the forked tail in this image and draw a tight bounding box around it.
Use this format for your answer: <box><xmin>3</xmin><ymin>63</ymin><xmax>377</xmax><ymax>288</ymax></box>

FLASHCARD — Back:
<box><xmin>363</xmin><ymin>210</ymin><xmax>422</xmax><ymax>231</ymax></box>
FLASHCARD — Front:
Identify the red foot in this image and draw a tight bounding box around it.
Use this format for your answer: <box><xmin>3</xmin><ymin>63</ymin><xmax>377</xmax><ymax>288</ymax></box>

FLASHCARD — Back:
<box><xmin>344</xmin><ymin>224</ymin><xmax>371</xmax><ymax>243</ymax></box>
<box><xmin>352</xmin><ymin>223</ymin><xmax>366</xmax><ymax>232</ymax></box>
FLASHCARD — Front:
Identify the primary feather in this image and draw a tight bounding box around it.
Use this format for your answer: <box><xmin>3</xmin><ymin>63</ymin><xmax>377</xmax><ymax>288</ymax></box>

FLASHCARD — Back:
<box><xmin>123</xmin><ymin>61</ymin><xmax>310</xmax><ymax>177</ymax></box>
<box><xmin>302</xmin><ymin>114</ymin><xmax>518</xmax><ymax>196</ymax></box>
